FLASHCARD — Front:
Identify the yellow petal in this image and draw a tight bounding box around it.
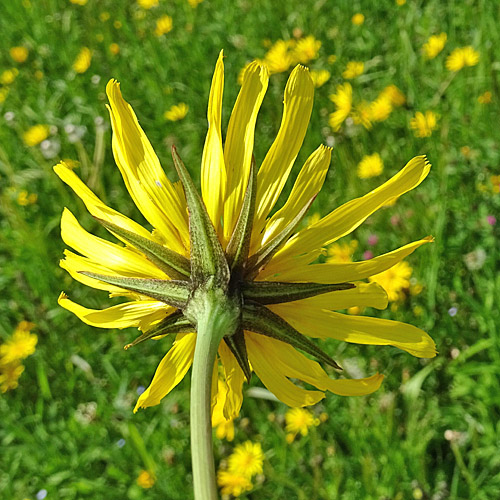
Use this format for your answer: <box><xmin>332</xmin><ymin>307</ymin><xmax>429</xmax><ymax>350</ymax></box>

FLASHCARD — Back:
<box><xmin>259</xmin><ymin>145</ymin><xmax>332</xmax><ymax>247</ymax></box>
<box><xmin>262</xmin><ymin>237</ymin><xmax>433</xmax><ymax>282</ymax></box>
<box><xmin>266</xmin><ymin>156</ymin><xmax>431</xmax><ymax>273</ymax></box>
<box><xmin>134</xmin><ymin>333</ymin><xmax>196</xmax><ymax>412</ymax></box>
<box><xmin>106</xmin><ymin>79</ymin><xmax>189</xmax><ymax>254</ymax></box>
<box><xmin>246</xmin><ymin>333</ymin><xmax>325</xmax><ymax>407</ymax></box>
<box><xmin>269</xmin><ymin>282</ymin><xmax>388</xmax><ymax>316</ymax></box>
<box><xmin>256</xmin><ymin>335</ymin><xmax>383</xmax><ymax>396</ymax></box>
<box><xmin>222</xmin><ymin>61</ymin><xmax>269</xmax><ymax>243</ymax></box>
<box><xmin>218</xmin><ymin>341</ymin><xmax>245</xmax><ymax>419</ymax></box>
<box><xmin>53</xmin><ymin>161</ymin><xmax>153</xmax><ymax>242</ymax></box>
<box><xmin>275</xmin><ymin>307</ymin><xmax>436</xmax><ymax>358</ymax></box>
<box><xmin>61</xmin><ymin>208</ymin><xmax>167</xmax><ymax>278</ymax></box>
<box><xmin>252</xmin><ymin>65</ymin><xmax>314</xmax><ymax>242</ymax></box>
<box><xmin>200</xmin><ymin>50</ymin><xmax>226</xmax><ymax>233</ymax></box>
<box><xmin>58</xmin><ymin>292</ymin><xmax>171</xmax><ymax>330</ymax></box>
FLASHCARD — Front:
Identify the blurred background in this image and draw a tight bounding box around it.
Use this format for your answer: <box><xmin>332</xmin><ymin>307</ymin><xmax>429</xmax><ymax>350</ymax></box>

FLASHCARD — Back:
<box><xmin>0</xmin><ymin>0</ymin><xmax>499</xmax><ymax>499</ymax></box>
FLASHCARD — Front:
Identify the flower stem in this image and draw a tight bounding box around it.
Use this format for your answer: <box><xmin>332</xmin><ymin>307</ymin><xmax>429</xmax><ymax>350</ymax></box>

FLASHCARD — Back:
<box><xmin>190</xmin><ymin>290</ymin><xmax>237</xmax><ymax>500</ymax></box>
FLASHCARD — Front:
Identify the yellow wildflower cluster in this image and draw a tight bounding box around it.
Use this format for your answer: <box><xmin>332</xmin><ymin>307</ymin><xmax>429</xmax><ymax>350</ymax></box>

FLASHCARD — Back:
<box><xmin>310</xmin><ymin>69</ymin><xmax>331</xmax><ymax>88</ymax></box>
<box><xmin>342</xmin><ymin>61</ymin><xmax>364</xmax><ymax>79</ymax></box>
<box><xmin>285</xmin><ymin>407</ymin><xmax>320</xmax><ymax>443</ymax></box>
<box><xmin>109</xmin><ymin>43</ymin><xmax>120</xmax><ymax>55</ymax></box>
<box><xmin>327</xmin><ymin>240</ymin><xmax>358</xmax><ymax>263</ymax></box>
<box><xmin>370</xmin><ymin>261</ymin><xmax>413</xmax><ymax>302</ymax></box>
<box><xmin>17</xmin><ymin>190</ymin><xmax>38</xmax><ymax>206</ymax></box>
<box><xmin>446</xmin><ymin>46</ymin><xmax>480</xmax><ymax>71</ymax></box>
<box><xmin>1</xmin><ymin>68</ymin><xmax>19</xmax><ymax>85</ymax></box>
<box><xmin>164</xmin><ymin>103</ymin><xmax>189</xmax><ymax>121</ymax></box>
<box><xmin>357</xmin><ymin>153</ymin><xmax>384</xmax><ymax>179</ymax></box>
<box><xmin>23</xmin><ymin>124</ymin><xmax>50</xmax><ymax>147</ymax></box>
<box><xmin>478</xmin><ymin>91</ymin><xmax>492</xmax><ymax>104</ymax></box>
<box><xmin>410</xmin><ymin>111</ymin><xmax>439</xmax><ymax>138</ymax></box>
<box><xmin>136</xmin><ymin>470</ymin><xmax>155</xmax><ymax>488</ymax></box>
<box><xmin>10</xmin><ymin>46</ymin><xmax>29</xmax><ymax>63</ymax></box>
<box><xmin>137</xmin><ymin>0</ymin><xmax>158</xmax><ymax>9</ymax></box>
<box><xmin>351</xmin><ymin>13</ymin><xmax>365</xmax><ymax>25</ymax></box>
<box><xmin>423</xmin><ymin>33</ymin><xmax>447</xmax><ymax>59</ymax></box>
<box><xmin>0</xmin><ymin>321</ymin><xmax>37</xmax><ymax>393</ymax></box>
<box><xmin>73</xmin><ymin>47</ymin><xmax>92</xmax><ymax>74</ymax></box>
<box><xmin>217</xmin><ymin>441</ymin><xmax>264</xmax><ymax>497</ymax></box>
<box><xmin>155</xmin><ymin>15</ymin><xmax>173</xmax><ymax>36</ymax></box>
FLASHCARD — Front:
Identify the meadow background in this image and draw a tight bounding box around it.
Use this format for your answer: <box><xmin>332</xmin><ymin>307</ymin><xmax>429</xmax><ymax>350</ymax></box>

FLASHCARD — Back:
<box><xmin>1</xmin><ymin>0</ymin><xmax>499</xmax><ymax>498</ymax></box>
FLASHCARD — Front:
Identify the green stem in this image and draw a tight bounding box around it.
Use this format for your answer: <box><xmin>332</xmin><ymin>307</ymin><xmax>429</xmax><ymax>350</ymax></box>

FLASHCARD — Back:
<box><xmin>190</xmin><ymin>291</ymin><xmax>237</xmax><ymax>500</ymax></box>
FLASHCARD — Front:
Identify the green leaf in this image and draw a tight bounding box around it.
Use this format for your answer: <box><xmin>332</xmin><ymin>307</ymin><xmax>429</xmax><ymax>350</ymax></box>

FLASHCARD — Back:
<box><xmin>242</xmin><ymin>302</ymin><xmax>341</xmax><ymax>370</ymax></box>
<box><xmin>125</xmin><ymin>311</ymin><xmax>193</xmax><ymax>349</ymax></box>
<box><xmin>242</xmin><ymin>280</ymin><xmax>354</xmax><ymax>304</ymax></box>
<box><xmin>79</xmin><ymin>272</ymin><xmax>190</xmax><ymax>308</ymax></box>
<box><xmin>224</xmin><ymin>329</ymin><xmax>252</xmax><ymax>383</ymax></box>
<box><xmin>171</xmin><ymin>146</ymin><xmax>229</xmax><ymax>286</ymax></box>
<box><xmin>225</xmin><ymin>158</ymin><xmax>257</xmax><ymax>277</ymax></box>
<box><xmin>245</xmin><ymin>196</ymin><xmax>315</xmax><ymax>279</ymax></box>
<box><xmin>94</xmin><ymin>217</ymin><xmax>190</xmax><ymax>280</ymax></box>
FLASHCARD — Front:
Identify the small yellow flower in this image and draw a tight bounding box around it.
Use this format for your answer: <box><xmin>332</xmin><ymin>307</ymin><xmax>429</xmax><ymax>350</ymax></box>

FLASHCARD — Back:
<box><xmin>285</xmin><ymin>407</ymin><xmax>320</xmax><ymax>442</ymax></box>
<box><xmin>35</xmin><ymin>70</ymin><xmax>43</xmax><ymax>80</ymax></box>
<box><xmin>292</xmin><ymin>35</ymin><xmax>321</xmax><ymax>64</ymax></box>
<box><xmin>329</xmin><ymin>83</ymin><xmax>352</xmax><ymax>131</ymax></box>
<box><xmin>1</xmin><ymin>68</ymin><xmax>19</xmax><ymax>85</ymax></box>
<box><xmin>217</xmin><ymin>471</ymin><xmax>253</xmax><ymax>497</ymax></box>
<box><xmin>23</xmin><ymin>125</ymin><xmax>50</xmax><ymax>147</ymax></box>
<box><xmin>379</xmin><ymin>84</ymin><xmax>406</xmax><ymax>107</ymax></box>
<box><xmin>396</xmin><ymin>0</ymin><xmax>406</xmax><ymax>5</ymax></box>
<box><xmin>70</xmin><ymin>0</ymin><xmax>88</xmax><ymax>4</ymax></box>
<box><xmin>10</xmin><ymin>46</ymin><xmax>29</xmax><ymax>63</ymax></box>
<box><xmin>136</xmin><ymin>470</ymin><xmax>155</xmax><ymax>488</ymax></box>
<box><xmin>17</xmin><ymin>190</ymin><xmax>38</xmax><ymax>206</ymax></box>
<box><xmin>370</xmin><ymin>261</ymin><xmax>412</xmax><ymax>302</ymax></box>
<box><xmin>327</xmin><ymin>240</ymin><xmax>358</xmax><ymax>263</ymax></box>
<box><xmin>357</xmin><ymin>153</ymin><xmax>384</xmax><ymax>179</ymax></box>
<box><xmin>73</xmin><ymin>47</ymin><xmax>92</xmax><ymax>74</ymax></box>
<box><xmin>113</xmin><ymin>20</ymin><xmax>122</xmax><ymax>29</ymax></box>
<box><xmin>446</xmin><ymin>46</ymin><xmax>479</xmax><ymax>72</ymax></box>
<box><xmin>342</xmin><ymin>61</ymin><xmax>364</xmax><ymax>79</ymax></box>
<box><xmin>164</xmin><ymin>103</ymin><xmax>189</xmax><ymax>121</ymax></box>
<box><xmin>137</xmin><ymin>0</ymin><xmax>158</xmax><ymax>8</ymax></box>
<box><xmin>369</xmin><ymin>96</ymin><xmax>392</xmax><ymax>122</ymax></box>
<box><xmin>0</xmin><ymin>322</ymin><xmax>37</xmax><ymax>364</ymax></box>
<box><xmin>310</xmin><ymin>69</ymin><xmax>330</xmax><ymax>88</ymax></box>
<box><xmin>263</xmin><ymin>39</ymin><xmax>294</xmax><ymax>74</ymax></box>
<box><xmin>327</xmin><ymin>54</ymin><xmax>337</xmax><ymax>64</ymax></box>
<box><xmin>187</xmin><ymin>0</ymin><xmax>204</xmax><ymax>7</ymax></box>
<box><xmin>351</xmin><ymin>13</ymin><xmax>365</xmax><ymax>25</ymax></box>
<box><xmin>422</xmin><ymin>33</ymin><xmax>447</xmax><ymax>59</ymax></box>
<box><xmin>351</xmin><ymin>101</ymin><xmax>372</xmax><ymax>130</ymax></box>
<box><xmin>155</xmin><ymin>15</ymin><xmax>173</xmax><ymax>36</ymax></box>
<box><xmin>410</xmin><ymin>111</ymin><xmax>439</xmax><ymax>138</ymax></box>
<box><xmin>109</xmin><ymin>43</ymin><xmax>120</xmax><ymax>55</ymax></box>
<box><xmin>99</xmin><ymin>11</ymin><xmax>110</xmax><ymax>21</ymax></box>
<box><xmin>478</xmin><ymin>91</ymin><xmax>492</xmax><ymax>104</ymax></box>
<box><xmin>0</xmin><ymin>88</ymin><xmax>9</xmax><ymax>103</ymax></box>
<box><xmin>0</xmin><ymin>361</ymin><xmax>25</xmax><ymax>393</ymax></box>
<box><xmin>228</xmin><ymin>441</ymin><xmax>264</xmax><ymax>478</ymax></box>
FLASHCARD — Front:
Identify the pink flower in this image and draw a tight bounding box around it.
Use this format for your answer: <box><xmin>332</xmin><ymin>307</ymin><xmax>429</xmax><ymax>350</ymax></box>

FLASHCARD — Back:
<box><xmin>367</xmin><ymin>234</ymin><xmax>378</xmax><ymax>246</ymax></box>
<box><xmin>486</xmin><ymin>215</ymin><xmax>496</xmax><ymax>226</ymax></box>
<box><xmin>363</xmin><ymin>250</ymin><xmax>374</xmax><ymax>260</ymax></box>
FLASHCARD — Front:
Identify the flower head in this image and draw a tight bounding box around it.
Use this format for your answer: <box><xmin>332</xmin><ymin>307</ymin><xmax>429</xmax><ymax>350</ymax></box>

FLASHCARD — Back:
<box><xmin>23</xmin><ymin>125</ymin><xmax>50</xmax><ymax>146</ymax></box>
<box><xmin>478</xmin><ymin>91</ymin><xmax>492</xmax><ymax>104</ymax></box>
<box><xmin>292</xmin><ymin>35</ymin><xmax>321</xmax><ymax>64</ymax></box>
<box><xmin>329</xmin><ymin>83</ymin><xmax>352</xmax><ymax>131</ymax></box>
<box><xmin>0</xmin><ymin>322</ymin><xmax>37</xmax><ymax>363</ymax></box>
<box><xmin>136</xmin><ymin>470</ymin><xmax>155</xmax><ymax>488</ymax></box>
<box><xmin>351</xmin><ymin>13</ymin><xmax>364</xmax><ymax>25</ymax></box>
<box><xmin>164</xmin><ymin>103</ymin><xmax>189</xmax><ymax>121</ymax></box>
<box><xmin>423</xmin><ymin>33</ymin><xmax>447</xmax><ymax>59</ymax></box>
<box><xmin>217</xmin><ymin>470</ymin><xmax>253</xmax><ymax>496</ymax></box>
<box><xmin>155</xmin><ymin>15</ymin><xmax>173</xmax><ymax>36</ymax></box>
<box><xmin>310</xmin><ymin>69</ymin><xmax>330</xmax><ymax>88</ymax></box>
<box><xmin>379</xmin><ymin>84</ymin><xmax>406</xmax><ymax>107</ymax></box>
<box><xmin>10</xmin><ymin>46</ymin><xmax>29</xmax><ymax>63</ymax></box>
<box><xmin>446</xmin><ymin>46</ymin><xmax>479</xmax><ymax>71</ymax></box>
<box><xmin>137</xmin><ymin>0</ymin><xmax>158</xmax><ymax>8</ymax></box>
<box><xmin>369</xmin><ymin>96</ymin><xmax>392</xmax><ymax>122</ymax></box>
<box><xmin>410</xmin><ymin>111</ymin><xmax>438</xmax><ymax>137</ymax></box>
<box><xmin>370</xmin><ymin>261</ymin><xmax>412</xmax><ymax>302</ymax></box>
<box><xmin>228</xmin><ymin>441</ymin><xmax>264</xmax><ymax>477</ymax></box>
<box><xmin>342</xmin><ymin>61</ymin><xmax>364</xmax><ymax>79</ymax></box>
<box><xmin>263</xmin><ymin>40</ymin><xmax>294</xmax><ymax>74</ymax></box>
<box><xmin>285</xmin><ymin>407</ymin><xmax>320</xmax><ymax>442</ymax></box>
<box><xmin>357</xmin><ymin>153</ymin><xmax>384</xmax><ymax>179</ymax></box>
<box><xmin>73</xmin><ymin>47</ymin><xmax>92</xmax><ymax>73</ymax></box>
<box><xmin>55</xmin><ymin>51</ymin><xmax>435</xmax><ymax>418</ymax></box>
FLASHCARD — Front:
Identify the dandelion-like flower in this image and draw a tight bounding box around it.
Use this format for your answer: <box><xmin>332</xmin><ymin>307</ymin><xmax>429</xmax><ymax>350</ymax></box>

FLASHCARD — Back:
<box><xmin>10</xmin><ymin>46</ymin><xmax>29</xmax><ymax>63</ymax></box>
<box><xmin>164</xmin><ymin>103</ymin><xmax>189</xmax><ymax>121</ymax></box>
<box><xmin>217</xmin><ymin>471</ymin><xmax>253</xmax><ymax>497</ymax></box>
<box><xmin>422</xmin><ymin>33</ymin><xmax>447</xmax><ymax>59</ymax></box>
<box><xmin>410</xmin><ymin>110</ymin><xmax>439</xmax><ymax>138</ymax></box>
<box><xmin>357</xmin><ymin>153</ymin><xmax>384</xmax><ymax>179</ymax></box>
<box><xmin>228</xmin><ymin>441</ymin><xmax>264</xmax><ymax>477</ymax></box>
<box><xmin>342</xmin><ymin>61</ymin><xmax>364</xmax><ymax>79</ymax></box>
<box><xmin>329</xmin><ymin>83</ymin><xmax>352</xmax><ymax>131</ymax></box>
<box><xmin>73</xmin><ymin>47</ymin><xmax>92</xmax><ymax>74</ymax></box>
<box><xmin>446</xmin><ymin>46</ymin><xmax>479</xmax><ymax>71</ymax></box>
<box><xmin>370</xmin><ymin>261</ymin><xmax>412</xmax><ymax>302</ymax></box>
<box><xmin>285</xmin><ymin>407</ymin><xmax>320</xmax><ymax>442</ymax></box>
<box><xmin>292</xmin><ymin>36</ymin><xmax>321</xmax><ymax>64</ymax></box>
<box><xmin>55</xmin><ymin>52</ymin><xmax>435</xmax><ymax>425</ymax></box>
<box><xmin>23</xmin><ymin>125</ymin><xmax>50</xmax><ymax>147</ymax></box>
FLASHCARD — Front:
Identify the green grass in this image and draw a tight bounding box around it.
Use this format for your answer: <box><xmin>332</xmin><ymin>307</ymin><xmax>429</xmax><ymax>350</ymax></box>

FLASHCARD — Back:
<box><xmin>1</xmin><ymin>0</ymin><xmax>499</xmax><ymax>498</ymax></box>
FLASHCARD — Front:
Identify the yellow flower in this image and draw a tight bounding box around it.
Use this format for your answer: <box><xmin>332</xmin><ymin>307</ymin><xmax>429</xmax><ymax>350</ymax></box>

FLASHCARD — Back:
<box><xmin>164</xmin><ymin>103</ymin><xmax>189</xmax><ymax>121</ymax></box>
<box><xmin>0</xmin><ymin>88</ymin><xmax>9</xmax><ymax>103</ymax></box>
<box><xmin>285</xmin><ymin>407</ymin><xmax>320</xmax><ymax>442</ymax></box>
<box><xmin>327</xmin><ymin>240</ymin><xmax>358</xmax><ymax>263</ymax></box>
<box><xmin>410</xmin><ymin>111</ymin><xmax>439</xmax><ymax>138</ymax></box>
<box><xmin>369</xmin><ymin>96</ymin><xmax>392</xmax><ymax>122</ymax></box>
<box><xmin>352</xmin><ymin>101</ymin><xmax>372</xmax><ymax>130</ymax></box>
<box><xmin>329</xmin><ymin>83</ymin><xmax>352</xmax><ymax>131</ymax></box>
<box><xmin>396</xmin><ymin>0</ymin><xmax>406</xmax><ymax>4</ymax></box>
<box><xmin>370</xmin><ymin>261</ymin><xmax>412</xmax><ymax>302</ymax></box>
<box><xmin>0</xmin><ymin>322</ymin><xmax>37</xmax><ymax>364</ymax></box>
<box><xmin>263</xmin><ymin>39</ymin><xmax>294</xmax><ymax>74</ymax></box>
<box><xmin>23</xmin><ymin>125</ymin><xmax>50</xmax><ymax>147</ymax></box>
<box><xmin>155</xmin><ymin>15</ymin><xmax>173</xmax><ymax>36</ymax></box>
<box><xmin>17</xmin><ymin>190</ymin><xmax>38</xmax><ymax>206</ymax></box>
<box><xmin>109</xmin><ymin>43</ymin><xmax>120</xmax><ymax>55</ymax></box>
<box><xmin>54</xmin><ymin>52</ymin><xmax>435</xmax><ymax>418</ymax></box>
<box><xmin>292</xmin><ymin>35</ymin><xmax>321</xmax><ymax>64</ymax></box>
<box><xmin>0</xmin><ymin>361</ymin><xmax>25</xmax><ymax>393</ymax></box>
<box><xmin>99</xmin><ymin>11</ymin><xmax>110</xmax><ymax>21</ymax></box>
<box><xmin>310</xmin><ymin>69</ymin><xmax>330</xmax><ymax>88</ymax></box>
<box><xmin>446</xmin><ymin>46</ymin><xmax>480</xmax><ymax>71</ymax></box>
<box><xmin>217</xmin><ymin>470</ymin><xmax>253</xmax><ymax>497</ymax></box>
<box><xmin>113</xmin><ymin>20</ymin><xmax>122</xmax><ymax>29</ymax></box>
<box><xmin>478</xmin><ymin>91</ymin><xmax>492</xmax><ymax>104</ymax></box>
<box><xmin>327</xmin><ymin>54</ymin><xmax>337</xmax><ymax>64</ymax></box>
<box><xmin>422</xmin><ymin>33</ymin><xmax>447</xmax><ymax>59</ymax></box>
<box><xmin>228</xmin><ymin>441</ymin><xmax>264</xmax><ymax>477</ymax></box>
<box><xmin>351</xmin><ymin>13</ymin><xmax>365</xmax><ymax>25</ymax></box>
<box><xmin>342</xmin><ymin>61</ymin><xmax>364</xmax><ymax>79</ymax></box>
<box><xmin>187</xmin><ymin>0</ymin><xmax>203</xmax><ymax>6</ymax></box>
<box><xmin>70</xmin><ymin>0</ymin><xmax>88</xmax><ymax>4</ymax></box>
<box><xmin>10</xmin><ymin>46</ymin><xmax>29</xmax><ymax>63</ymax></box>
<box><xmin>379</xmin><ymin>84</ymin><xmax>406</xmax><ymax>107</ymax></box>
<box><xmin>73</xmin><ymin>47</ymin><xmax>92</xmax><ymax>74</ymax></box>
<box><xmin>137</xmin><ymin>0</ymin><xmax>158</xmax><ymax>8</ymax></box>
<box><xmin>1</xmin><ymin>68</ymin><xmax>19</xmax><ymax>85</ymax></box>
<box><xmin>136</xmin><ymin>470</ymin><xmax>155</xmax><ymax>488</ymax></box>
<box><xmin>357</xmin><ymin>153</ymin><xmax>384</xmax><ymax>179</ymax></box>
